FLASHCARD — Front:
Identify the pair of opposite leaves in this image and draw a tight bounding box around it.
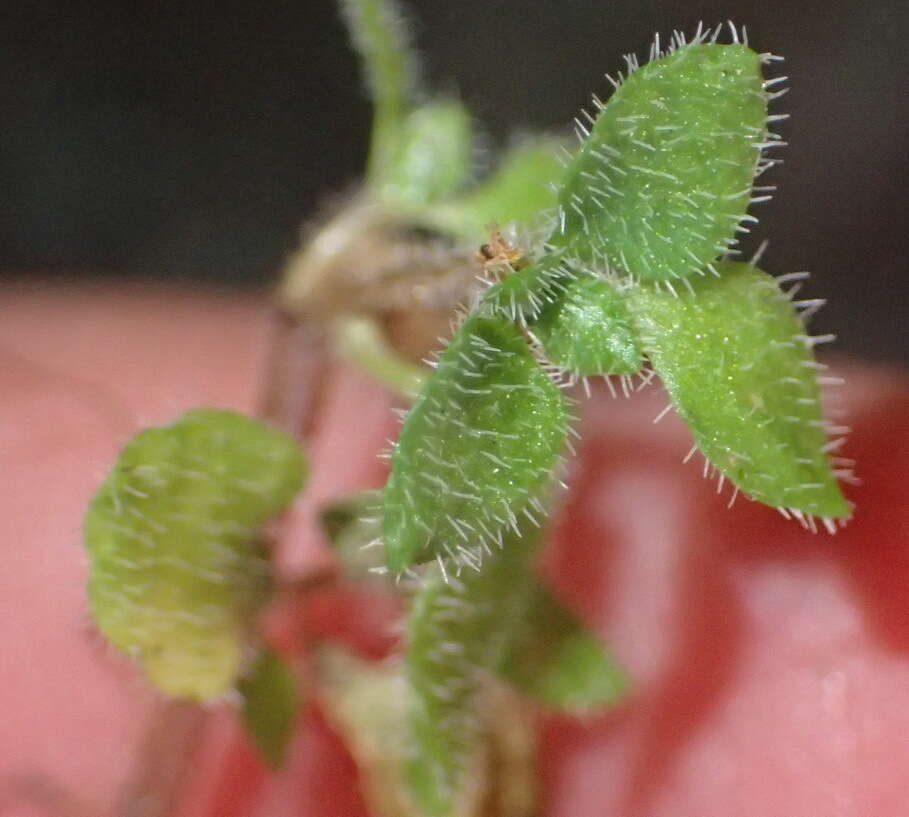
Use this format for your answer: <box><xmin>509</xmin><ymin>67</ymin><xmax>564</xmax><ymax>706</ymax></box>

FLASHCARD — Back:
<box><xmin>382</xmin><ymin>40</ymin><xmax>849</xmax><ymax>575</ymax></box>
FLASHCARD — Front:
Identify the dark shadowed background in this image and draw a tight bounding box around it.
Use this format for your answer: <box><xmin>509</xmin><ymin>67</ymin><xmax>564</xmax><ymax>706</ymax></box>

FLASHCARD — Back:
<box><xmin>2</xmin><ymin>0</ymin><xmax>907</xmax><ymax>363</ymax></box>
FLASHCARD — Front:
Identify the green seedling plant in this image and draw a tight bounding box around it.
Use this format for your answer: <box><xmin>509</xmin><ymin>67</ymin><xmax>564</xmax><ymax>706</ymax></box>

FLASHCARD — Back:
<box><xmin>81</xmin><ymin>2</ymin><xmax>852</xmax><ymax>816</ymax></box>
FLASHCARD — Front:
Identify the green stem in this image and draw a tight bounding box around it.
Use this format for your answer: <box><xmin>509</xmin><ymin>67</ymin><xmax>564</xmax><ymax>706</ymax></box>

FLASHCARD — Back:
<box><xmin>339</xmin><ymin>0</ymin><xmax>418</xmax><ymax>188</ymax></box>
<box><xmin>334</xmin><ymin>315</ymin><xmax>426</xmax><ymax>399</ymax></box>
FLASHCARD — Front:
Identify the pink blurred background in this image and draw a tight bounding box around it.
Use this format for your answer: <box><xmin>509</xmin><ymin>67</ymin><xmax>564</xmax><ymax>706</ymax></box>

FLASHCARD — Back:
<box><xmin>3</xmin><ymin>281</ymin><xmax>909</xmax><ymax>817</ymax></box>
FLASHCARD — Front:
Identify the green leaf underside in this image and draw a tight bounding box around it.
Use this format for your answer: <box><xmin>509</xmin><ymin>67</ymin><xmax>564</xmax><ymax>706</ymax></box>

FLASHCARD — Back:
<box><xmin>531</xmin><ymin>272</ymin><xmax>643</xmax><ymax>376</ymax></box>
<box><xmin>84</xmin><ymin>409</ymin><xmax>306</xmax><ymax>700</ymax></box>
<box><xmin>239</xmin><ymin>648</ymin><xmax>300</xmax><ymax>769</ymax></box>
<box><xmin>382</xmin><ymin>99</ymin><xmax>474</xmax><ymax>207</ymax></box>
<box><xmin>629</xmin><ymin>262</ymin><xmax>848</xmax><ymax>517</ymax></box>
<box><xmin>427</xmin><ymin>138</ymin><xmax>563</xmax><ymax>242</ymax></box>
<box><xmin>405</xmin><ymin>522</ymin><xmax>625</xmax><ymax>816</ymax></box>
<box><xmin>383</xmin><ymin>315</ymin><xmax>567</xmax><ymax>572</ymax></box>
<box><xmin>553</xmin><ymin>43</ymin><xmax>768</xmax><ymax>280</ymax></box>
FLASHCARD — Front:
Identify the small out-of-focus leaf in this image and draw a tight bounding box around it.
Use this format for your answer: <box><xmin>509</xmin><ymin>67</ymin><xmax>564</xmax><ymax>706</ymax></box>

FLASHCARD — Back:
<box><xmin>383</xmin><ymin>314</ymin><xmax>567</xmax><ymax>572</ymax></box>
<box><xmin>381</xmin><ymin>99</ymin><xmax>474</xmax><ymax>206</ymax></box>
<box><xmin>629</xmin><ymin>261</ymin><xmax>849</xmax><ymax>519</ymax></box>
<box><xmin>316</xmin><ymin>648</ymin><xmax>421</xmax><ymax>817</ymax></box>
<box><xmin>320</xmin><ymin>491</ymin><xmax>380</xmax><ymax>548</ymax></box>
<box><xmin>317</xmin><ymin>647</ymin><xmax>536</xmax><ymax>817</ymax></box>
<box><xmin>497</xmin><ymin>587</ymin><xmax>627</xmax><ymax>713</ymax></box>
<box><xmin>84</xmin><ymin>409</ymin><xmax>306</xmax><ymax>700</ymax></box>
<box><xmin>426</xmin><ymin>137</ymin><xmax>563</xmax><ymax>242</ymax></box>
<box><xmin>553</xmin><ymin>42</ymin><xmax>769</xmax><ymax>281</ymax></box>
<box><xmin>403</xmin><ymin>518</ymin><xmax>626</xmax><ymax>815</ymax></box>
<box><xmin>531</xmin><ymin>272</ymin><xmax>643</xmax><ymax>376</ymax></box>
<box><xmin>239</xmin><ymin>648</ymin><xmax>300</xmax><ymax>769</ymax></box>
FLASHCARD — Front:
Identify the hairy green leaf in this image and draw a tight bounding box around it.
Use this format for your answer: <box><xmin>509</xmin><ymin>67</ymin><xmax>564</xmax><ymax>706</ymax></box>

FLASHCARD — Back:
<box><xmin>629</xmin><ymin>261</ymin><xmax>849</xmax><ymax>520</ymax></box>
<box><xmin>553</xmin><ymin>41</ymin><xmax>769</xmax><ymax>280</ymax></box>
<box><xmin>478</xmin><ymin>251</ymin><xmax>574</xmax><ymax>324</ymax></box>
<box><xmin>84</xmin><ymin>409</ymin><xmax>306</xmax><ymax>700</ymax></box>
<box><xmin>383</xmin><ymin>315</ymin><xmax>567</xmax><ymax>572</ymax></box>
<box><xmin>532</xmin><ymin>272</ymin><xmax>643</xmax><ymax>376</ymax></box>
<box><xmin>239</xmin><ymin>648</ymin><xmax>300</xmax><ymax>769</ymax></box>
